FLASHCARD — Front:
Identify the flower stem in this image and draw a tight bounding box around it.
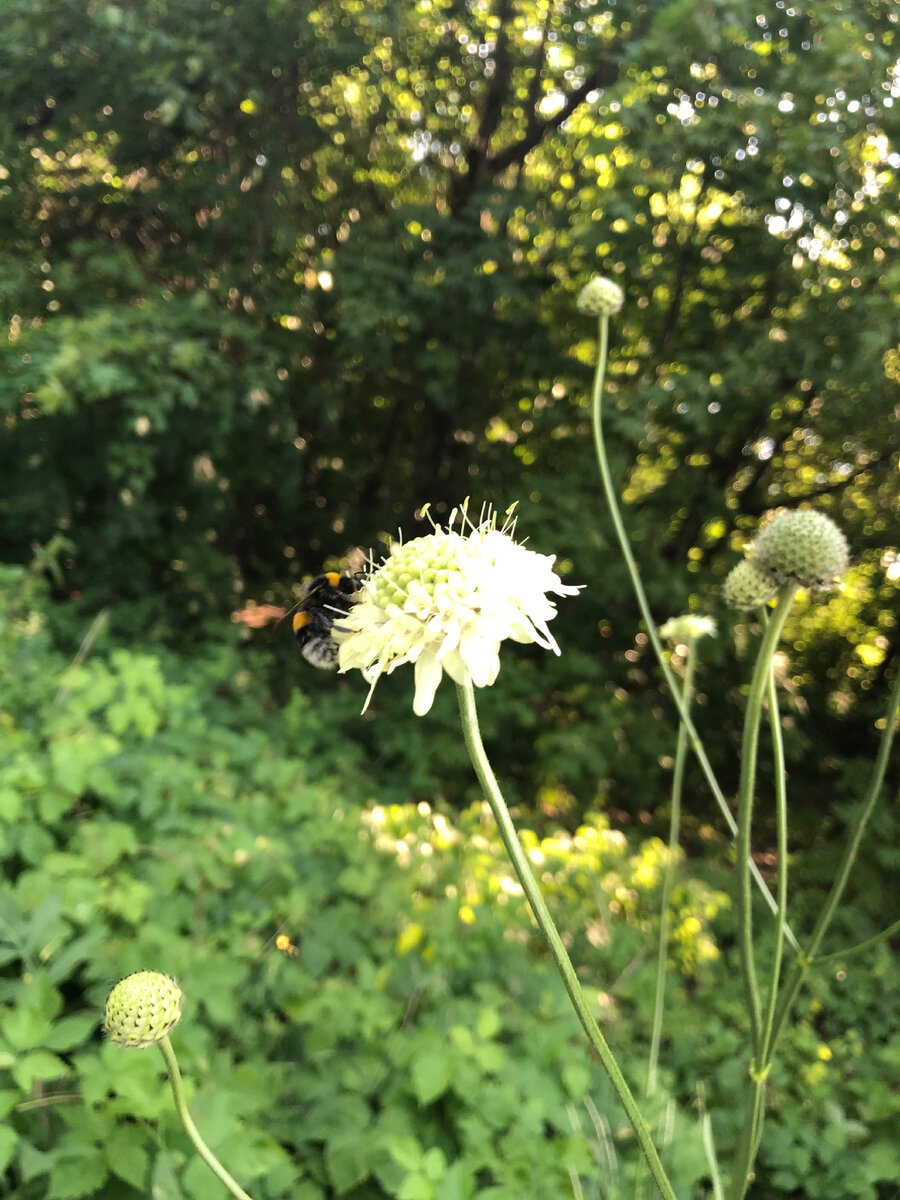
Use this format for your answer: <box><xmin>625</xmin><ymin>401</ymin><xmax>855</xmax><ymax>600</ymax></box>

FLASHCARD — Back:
<box><xmin>157</xmin><ymin>1035</ymin><xmax>256</xmax><ymax>1200</ymax></box>
<box><xmin>767</xmin><ymin>660</ymin><xmax>900</xmax><ymax>1056</ymax></box>
<box><xmin>812</xmin><ymin>917</ymin><xmax>900</xmax><ymax>967</ymax></box>
<box><xmin>646</xmin><ymin>644</ymin><xmax>696</xmax><ymax>1098</ymax></box>
<box><xmin>737</xmin><ymin>593</ymin><xmax>794</xmax><ymax>1049</ymax></box>
<box><xmin>726</xmin><ymin>626</ymin><xmax>792</xmax><ymax>1199</ymax></box>
<box><xmin>456</xmin><ymin>679</ymin><xmax>678</xmax><ymax>1200</ymax></box>
<box><xmin>589</xmin><ymin>315</ymin><xmax>799</xmax><ymax>953</ymax></box>
<box><xmin>759</xmin><ymin>630</ymin><xmax>790</xmax><ymax>1067</ymax></box>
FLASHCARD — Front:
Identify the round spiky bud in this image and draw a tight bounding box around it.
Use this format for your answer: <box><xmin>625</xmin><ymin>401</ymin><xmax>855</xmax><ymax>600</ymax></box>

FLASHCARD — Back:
<box><xmin>722</xmin><ymin>560</ymin><xmax>779</xmax><ymax>612</ymax></box>
<box><xmin>576</xmin><ymin>276</ymin><xmax>624</xmax><ymax>317</ymax></box>
<box><xmin>751</xmin><ymin>510</ymin><xmax>849</xmax><ymax>590</ymax></box>
<box><xmin>104</xmin><ymin>971</ymin><xmax>183</xmax><ymax>1048</ymax></box>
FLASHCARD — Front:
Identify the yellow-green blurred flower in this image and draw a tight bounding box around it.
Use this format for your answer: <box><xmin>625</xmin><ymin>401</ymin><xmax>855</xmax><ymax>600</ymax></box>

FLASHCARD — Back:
<box><xmin>658</xmin><ymin>614</ymin><xmax>717</xmax><ymax>642</ymax></box>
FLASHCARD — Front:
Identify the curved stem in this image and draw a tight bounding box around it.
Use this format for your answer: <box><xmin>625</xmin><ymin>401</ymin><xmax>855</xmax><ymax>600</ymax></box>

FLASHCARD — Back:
<box><xmin>646</xmin><ymin>645</ymin><xmax>696</xmax><ymax>1097</ymax></box>
<box><xmin>455</xmin><ymin>680</ymin><xmax>678</xmax><ymax>1200</ymax></box>
<box><xmin>589</xmin><ymin>315</ymin><xmax>799</xmax><ymax>953</ymax></box>
<box><xmin>812</xmin><ymin>917</ymin><xmax>900</xmax><ymax>967</ymax></box>
<box><xmin>767</xmin><ymin>660</ymin><xmax>900</xmax><ymax>1055</ymax></box>
<box><xmin>726</xmin><ymin>587</ymin><xmax>796</xmax><ymax>1200</ymax></box>
<box><xmin>728</xmin><ymin>635</ymin><xmax>792</xmax><ymax>1198</ymax></box>
<box><xmin>736</xmin><ymin>595</ymin><xmax>791</xmax><ymax>1047</ymax></box>
<box><xmin>157</xmin><ymin>1036</ymin><xmax>255</xmax><ymax>1200</ymax></box>
<box><xmin>760</xmin><ymin>636</ymin><xmax>790</xmax><ymax>1066</ymax></box>
<box><xmin>729</xmin><ymin>649</ymin><xmax>897</xmax><ymax>1200</ymax></box>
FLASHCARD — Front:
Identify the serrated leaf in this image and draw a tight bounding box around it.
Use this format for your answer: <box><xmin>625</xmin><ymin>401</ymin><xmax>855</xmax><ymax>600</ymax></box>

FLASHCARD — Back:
<box><xmin>19</xmin><ymin>1139</ymin><xmax>52</xmax><ymax>1182</ymax></box>
<box><xmin>47</xmin><ymin>1149</ymin><xmax>108</xmax><ymax>1199</ymax></box>
<box><xmin>12</xmin><ymin>1050</ymin><xmax>70</xmax><ymax>1090</ymax></box>
<box><xmin>105</xmin><ymin>1124</ymin><xmax>150</xmax><ymax>1189</ymax></box>
<box><xmin>44</xmin><ymin>1012</ymin><xmax>98</xmax><ymax>1052</ymax></box>
<box><xmin>150</xmin><ymin>1149</ymin><xmax>185</xmax><ymax>1200</ymax></box>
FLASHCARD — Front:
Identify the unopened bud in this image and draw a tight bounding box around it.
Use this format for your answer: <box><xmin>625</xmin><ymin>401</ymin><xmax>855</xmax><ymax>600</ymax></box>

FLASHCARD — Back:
<box><xmin>576</xmin><ymin>276</ymin><xmax>624</xmax><ymax>317</ymax></box>
<box><xmin>104</xmin><ymin>971</ymin><xmax>183</xmax><ymax>1048</ymax></box>
<box><xmin>751</xmin><ymin>510</ymin><xmax>849</xmax><ymax>590</ymax></box>
<box><xmin>722</xmin><ymin>560</ymin><xmax>779</xmax><ymax>611</ymax></box>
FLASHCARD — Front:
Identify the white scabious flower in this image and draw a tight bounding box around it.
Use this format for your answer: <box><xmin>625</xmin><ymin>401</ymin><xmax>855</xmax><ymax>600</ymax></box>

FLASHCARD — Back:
<box><xmin>658</xmin><ymin>614</ymin><xmax>717</xmax><ymax>642</ymax></box>
<box><xmin>336</xmin><ymin>506</ymin><xmax>581</xmax><ymax>715</ymax></box>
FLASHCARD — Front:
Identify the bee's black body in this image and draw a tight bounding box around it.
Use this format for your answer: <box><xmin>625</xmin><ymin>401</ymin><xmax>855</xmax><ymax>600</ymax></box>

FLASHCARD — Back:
<box><xmin>292</xmin><ymin>572</ymin><xmax>362</xmax><ymax>669</ymax></box>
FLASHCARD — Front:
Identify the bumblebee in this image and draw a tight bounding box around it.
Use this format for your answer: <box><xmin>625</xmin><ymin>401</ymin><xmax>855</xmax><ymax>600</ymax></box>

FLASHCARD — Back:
<box><xmin>292</xmin><ymin>572</ymin><xmax>362</xmax><ymax>670</ymax></box>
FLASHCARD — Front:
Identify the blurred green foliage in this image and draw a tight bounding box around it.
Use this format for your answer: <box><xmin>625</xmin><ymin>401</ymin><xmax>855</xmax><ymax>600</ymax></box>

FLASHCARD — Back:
<box><xmin>0</xmin><ymin>1</ymin><xmax>898</xmax><ymax>1197</ymax></box>
<box><xmin>1</xmin><ymin>569</ymin><xmax>898</xmax><ymax>1200</ymax></box>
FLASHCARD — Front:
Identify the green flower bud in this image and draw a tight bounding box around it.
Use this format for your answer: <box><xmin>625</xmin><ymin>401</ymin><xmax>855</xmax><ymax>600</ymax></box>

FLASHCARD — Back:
<box><xmin>658</xmin><ymin>614</ymin><xmax>717</xmax><ymax>641</ymax></box>
<box><xmin>576</xmin><ymin>276</ymin><xmax>624</xmax><ymax>317</ymax></box>
<box><xmin>751</xmin><ymin>510</ymin><xmax>849</xmax><ymax>590</ymax></box>
<box><xmin>104</xmin><ymin>971</ymin><xmax>183</xmax><ymax>1048</ymax></box>
<box><xmin>722</xmin><ymin>560</ymin><xmax>779</xmax><ymax>611</ymax></box>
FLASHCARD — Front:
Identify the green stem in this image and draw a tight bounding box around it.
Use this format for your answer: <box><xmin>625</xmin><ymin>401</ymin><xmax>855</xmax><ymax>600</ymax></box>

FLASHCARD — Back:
<box><xmin>812</xmin><ymin>918</ymin><xmax>900</xmax><ymax>967</ymax></box>
<box><xmin>646</xmin><ymin>645</ymin><xmax>696</xmax><ymax>1098</ymax></box>
<box><xmin>728</xmin><ymin>636</ymin><xmax>792</xmax><ymax>1198</ymax></box>
<box><xmin>455</xmin><ymin>680</ymin><xmax>677</xmax><ymax>1200</ymax></box>
<box><xmin>729</xmin><ymin>656</ymin><xmax>898</xmax><ymax>1200</ymax></box>
<box><xmin>767</xmin><ymin>661</ymin><xmax>900</xmax><ymax>1056</ymax></box>
<box><xmin>735</xmin><ymin>586</ymin><xmax>796</xmax><ymax>1042</ymax></box>
<box><xmin>697</xmin><ymin>1085</ymin><xmax>726</xmax><ymax>1200</ymax></box>
<box><xmin>589</xmin><ymin>315</ymin><xmax>799</xmax><ymax>953</ymax></box>
<box><xmin>157</xmin><ymin>1035</ymin><xmax>256</xmax><ymax>1200</ymax></box>
<box><xmin>759</xmin><ymin>617</ymin><xmax>790</xmax><ymax>1066</ymax></box>
<box><xmin>726</xmin><ymin>587</ymin><xmax>796</xmax><ymax>1200</ymax></box>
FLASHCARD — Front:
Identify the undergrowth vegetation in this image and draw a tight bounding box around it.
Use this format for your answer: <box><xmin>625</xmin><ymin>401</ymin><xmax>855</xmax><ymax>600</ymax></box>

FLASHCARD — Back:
<box><xmin>1</xmin><ymin>566</ymin><xmax>897</xmax><ymax>1200</ymax></box>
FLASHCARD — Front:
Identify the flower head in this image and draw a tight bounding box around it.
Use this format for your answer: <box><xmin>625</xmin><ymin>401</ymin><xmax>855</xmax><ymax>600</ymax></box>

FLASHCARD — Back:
<box><xmin>750</xmin><ymin>509</ymin><xmax>849</xmax><ymax>590</ymax></box>
<box><xmin>104</xmin><ymin>971</ymin><xmax>183</xmax><ymax>1048</ymax></box>
<box><xmin>576</xmin><ymin>276</ymin><xmax>624</xmax><ymax>317</ymax></box>
<box><xmin>658</xmin><ymin>614</ymin><xmax>717</xmax><ymax>642</ymax></box>
<box><xmin>722</xmin><ymin>560</ymin><xmax>779</xmax><ymax>611</ymax></box>
<box><xmin>337</xmin><ymin>506</ymin><xmax>580</xmax><ymax>715</ymax></box>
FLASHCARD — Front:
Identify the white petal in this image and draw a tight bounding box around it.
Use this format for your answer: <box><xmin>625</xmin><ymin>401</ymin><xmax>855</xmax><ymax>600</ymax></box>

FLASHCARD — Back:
<box><xmin>458</xmin><ymin>631</ymin><xmax>502</xmax><ymax>687</ymax></box>
<box><xmin>412</xmin><ymin>649</ymin><xmax>444</xmax><ymax>715</ymax></box>
<box><xmin>439</xmin><ymin>648</ymin><xmax>474</xmax><ymax>687</ymax></box>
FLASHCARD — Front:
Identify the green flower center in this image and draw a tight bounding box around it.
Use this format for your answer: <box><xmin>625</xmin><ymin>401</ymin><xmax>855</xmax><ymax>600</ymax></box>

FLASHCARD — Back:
<box><xmin>371</xmin><ymin>532</ymin><xmax>465</xmax><ymax>607</ymax></box>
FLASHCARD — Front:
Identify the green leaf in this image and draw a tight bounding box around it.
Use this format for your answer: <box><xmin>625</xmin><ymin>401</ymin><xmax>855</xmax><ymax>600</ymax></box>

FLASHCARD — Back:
<box><xmin>47</xmin><ymin>1147</ymin><xmax>109</xmax><ymax>1199</ymax></box>
<box><xmin>0</xmin><ymin>786</ymin><xmax>23</xmax><ymax>822</ymax></box>
<box><xmin>44</xmin><ymin>1013</ymin><xmax>98</xmax><ymax>1052</ymax></box>
<box><xmin>386</xmin><ymin>1135</ymin><xmax>425</xmax><ymax>1172</ymax></box>
<box><xmin>18</xmin><ymin>1139</ymin><xmax>52</xmax><ymax>1183</ymax></box>
<box><xmin>561</xmin><ymin>1062</ymin><xmax>591</xmax><ymax>1098</ymax></box>
<box><xmin>0</xmin><ymin>1125</ymin><xmax>18</xmax><ymax>1174</ymax></box>
<box><xmin>11</xmin><ymin>1050</ymin><xmax>70</xmax><ymax>1090</ymax></box>
<box><xmin>324</xmin><ymin>1134</ymin><xmax>372</xmax><ymax>1194</ymax></box>
<box><xmin>150</xmin><ymin>1150</ymin><xmax>186</xmax><ymax>1200</ymax></box>
<box><xmin>434</xmin><ymin>1160</ymin><xmax>475</xmax><ymax>1200</ymax></box>
<box><xmin>411</xmin><ymin>1044</ymin><xmax>454</xmax><ymax>1105</ymax></box>
<box><xmin>302</xmin><ymin>1094</ymin><xmax>371</xmax><ymax>1141</ymax></box>
<box><xmin>105</xmin><ymin>1124</ymin><xmax>150</xmax><ymax>1190</ymax></box>
<box><xmin>475</xmin><ymin>1007</ymin><xmax>501</xmax><ymax>1040</ymax></box>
